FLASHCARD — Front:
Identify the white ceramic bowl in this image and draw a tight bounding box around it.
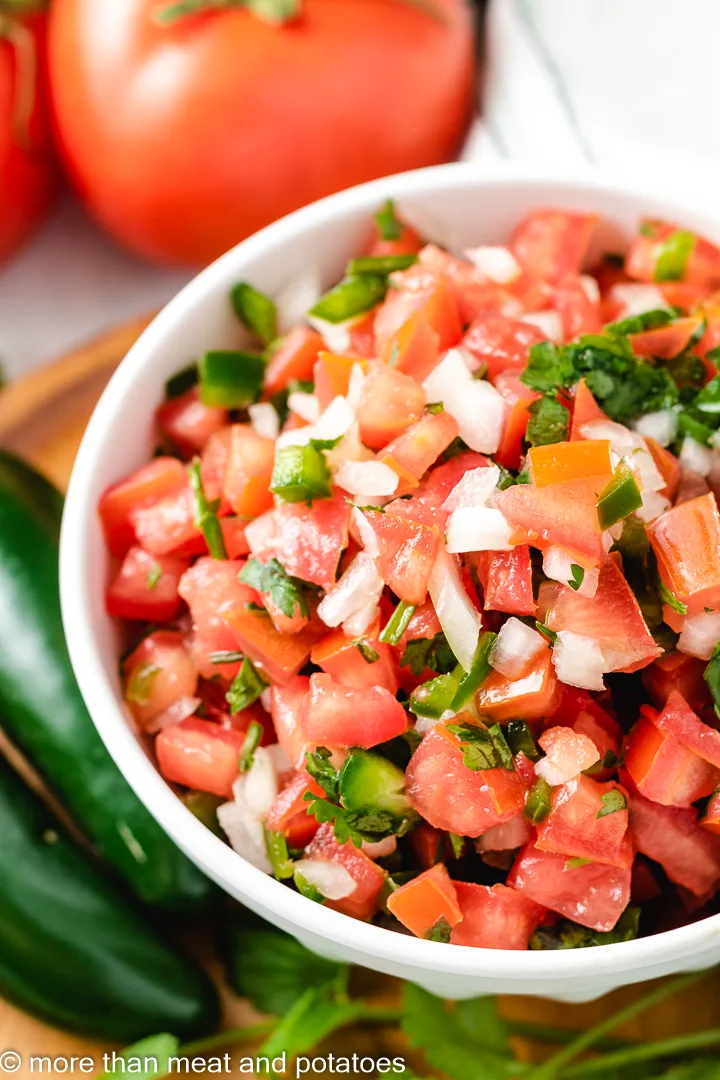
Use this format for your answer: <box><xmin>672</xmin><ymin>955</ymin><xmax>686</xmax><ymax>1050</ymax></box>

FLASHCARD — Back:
<box><xmin>61</xmin><ymin>162</ymin><xmax>720</xmax><ymax>1002</ymax></box>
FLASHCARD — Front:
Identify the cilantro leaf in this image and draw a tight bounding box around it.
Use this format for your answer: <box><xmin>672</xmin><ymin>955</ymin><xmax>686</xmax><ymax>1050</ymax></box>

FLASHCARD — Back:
<box><xmin>526</xmin><ymin>395</ymin><xmax>570</xmax><ymax>447</ymax></box>
<box><xmin>354</xmin><ymin>639</ymin><xmax>380</xmax><ymax>664</ymax></box>
<box><xmin>658</xmin><ymin>580</ymin><xmax>688</xmax><ymax>615</ymax></box>
<box><xmin>226</xmin><ymin>658</ymin><xmax>268</xmax><ymax>715</ymax></box>
<box><xmin>259</xmin><ymin>987</ymin><xmax>365</xmax><ymax>1063</ymax></box>
<box><xmin>568</xmin><ymin>564</ymin><xmax>585</xmax><ymax>591</ymax></box>
<box><xmin>446</xmin><ymin>722</ymin><xmax>514</xmax><ymax>771</ymax></box>
<box><xmin>239</xmin><ymin>557</ymin><xmax>311</xmax><ymax>619</ymax></box>
<box><xmin>305</xmin><ymin>747</ymin><xmax>340</xmax><ymax>801</ymax></box>
<box><xmin>303</xmin><ymin>792</ymin><xmax>411</xmax><ymax>846</ymax></box>
<box><xmin>424</xmin><ymin>916</ymin><xmax>452</xmax><ymax>942</ymax></box>
<box><xmin>597</xmin><ymin>788</ymin><xmax>628</xmax><ymax>818</ymax></box>
<box><xmin>104</xmin><ymin>1035</ymin><xmax>180</xmax><ymax>1078</ymax></box>
<box><xmin>521</xmin><ymin>340</ymin><xmax>573</xmax><ymax>394</ymax></box>
<box><xmin>401</xmin><ymin>633</ymin><xmax>456</xmax><ymax>677</ymax></box>
<box><xmin>401</xmin><ymin>984</ymin><xmax>521</xmax><ymax>1080</ymax></box>
<box><xmin>187</xmin><ymin>458</ymin><xmax>228</xmax><ymax>559</ymax></box>
<box><xmin>225</xmin><ymin>913</ymin><xmax>347</xmax><ymax>1015</ymax></box>
<box><xmin>238</xmin><ymin>719</ymin><xmax>265</xmax><ymax>772</ymax></box>
<box><xmin>530</xmin><ymin>907</ymin><xmax>640</xmax><ymax>950</ymax></box>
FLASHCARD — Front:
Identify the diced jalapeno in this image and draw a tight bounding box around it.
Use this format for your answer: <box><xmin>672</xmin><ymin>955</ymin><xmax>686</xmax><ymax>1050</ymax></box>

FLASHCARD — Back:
<box><xmin>198</xmin><ymin>349</ymin><xmax>265</xmax><ymax>408</ymax></box>
<box><xmin>451</xmin><ymin>631</ymin><xmax>497</xmax><ymax>711</ymax></box>
<box><xmin>409</xmin><ymin>671</ymin><xmax>461</xmax><ymax>720</ymax></box>
<box><xmin>596</xmin><ymin>465</ymin><xmax>642</xmax><ymax>529</ymax></box>
<box><xmin>524</xmin><ymin>777</ymin><xmax>552</xmax><ymax>824</ymax></box>
<box><xmin>231</xmin><ymin>282</ymin><xmax>278</xmax><ymax>346</ymax></box>
<box><xmin>270</xmin><ymin>445</ymin><xmax>332</xmax><ymax>503</ymax></box>
<box><xmin>309</xmin><ymin>275</ymin><xmax>387</xmax><ymax>324</ymax></box>
<box><xmin>347</xmin><ymin>254</ymin><xmax>417</xmax><ymax>277</ymax></box>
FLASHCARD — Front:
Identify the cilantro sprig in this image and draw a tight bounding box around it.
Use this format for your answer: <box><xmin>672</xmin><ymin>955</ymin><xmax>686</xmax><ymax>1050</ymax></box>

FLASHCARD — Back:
<box><xmin>239</xmin><ymin>557</ymin><xmax>312</xmax><ymax>619</ymax></box>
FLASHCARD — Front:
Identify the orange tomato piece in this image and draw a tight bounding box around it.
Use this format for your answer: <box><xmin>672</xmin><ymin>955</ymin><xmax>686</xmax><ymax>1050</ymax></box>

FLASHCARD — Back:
<box><xmin>569</xmin><ymin>378</ymin><xmax>609</xmax><ymax>441</ymax></box>
<box><xmin>223</xmin><ymin>424</ymin><xmax>275</xmax><ymax>517</ymax></box>
<box><xmin>475</xmin><ymin>649</ymin><xmax>559</xmax><ymax>722</ymax></box>
<box><xmin>222</xmin><ymin>607</ymin><xmax>315</xmax><ymax>685</ymax></box>
<box><xmin>645</xmin><ymin>437</ymin><xmax>680</xmax><ymax>501</ymax></box>
<box><xmin>313</xmin><ymin>351</ymin><xmax>359</xmax><ymax>411</ymax></box>
<box><xmin>263</xmin><ymin>326</ymin><xmax>323</xmax><ymax>397</ymax></box>
<box><xmin>624</xmin><ymin>713</ymin><xmax>720</xmax><ymax>808</ymax></box>
<box><xmin>647</xmin><ymin>493</ymin><xmax>720</xmax><ymax>616</ymax></box>
<box><xmin>527</xmin><ymin>439</ymin><xmax>613</xmax><ymax>489</ymax></box>
<box><xmin>494</xmin><ymin>478</ymin><xmax>605</xmax><ymax>569</ymax></box>
<box><xmin>493</xmin><ymin>372</ymin><xmax>540</xmax><ymax>471</ymax></box>
<box><xmin>630</xmin><ymin>316</ymin><xmax>705</xmax><ymax>360</ymax></box>
<box><xmin>387</xmin><ymin>864</ymin><xmax>462</xmax><ymax>938</ymax></box>
<box><xmin>381</xmin><ymin>311</ymin><xmax>440</xmax><ymax>383</ymax></box>
<box><xmin>355</xmin><ymin>363</ymin><xmax>425</xmax><ymax>450</ymax></box>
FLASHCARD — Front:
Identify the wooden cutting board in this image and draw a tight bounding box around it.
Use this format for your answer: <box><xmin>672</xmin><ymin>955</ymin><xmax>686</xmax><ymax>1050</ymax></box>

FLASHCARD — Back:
<box><xmin>0</xmin><ymin>320</ymin><xmax>719</xmax><ymax>1077</ymax></box>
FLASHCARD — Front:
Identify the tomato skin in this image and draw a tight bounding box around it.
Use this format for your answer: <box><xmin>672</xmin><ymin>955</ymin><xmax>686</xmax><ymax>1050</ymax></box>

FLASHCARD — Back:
<box><xmin>124</xmin><ymin>629</ymin><xmax>198</xmax><ymax>729</ymax></box>
<box><xmin>647</xmin><ymin>494</ymin><xmax>720</xmax><ymax>617</ymax></box>
<box><xmin>301</xmin><ymin>673</ymin><xmax>408</xmax><ymax>749</ymax></box>
<box><xmin>362</xmin><ymin>510</ymin><xmax>439</xmax><ymax>606</ymax></box>
<box><xmin>130</xmin><ymin>485</ymin><xmax>206</xmax><ymax>558</ymax></box>
<box><xmin>536</xmin><ymin>776</ymin><xmax>632</xmax><ymax>869</ymax></box>
<box><xmin>380</xmin><ymin>411</ymin><xmax>460</xmax><ymax>492</ymax></box>
<box><xmin>475</xmin><ymin>545</ymin><xmax>535</xmax><ymax>617</ymax></box>
<box><xmin>653</xmin><ymin>691</ymin><xmax>720</xmax><ymax>769</ymax></box>
<box><xmin>305</xmin><ymin>821</ymin><xmax>386</xmax><ymax>920</ymax></box>
<box><xmin>573</xmin><ymin>704</ymin><xmax>622</xmax><ymax>780</ymax></box>
<box><xmin>106</xmin><ymin>546</ymin><xmax>190</xmax><ymax>622</ymax></box>
<box><xmin>249</xmin><ymin>495</ymin><xmax>349</xmax><ymax>591</ymax></box>
<box><xmin>156</xmin><ymin>387</ymin><xmax>227</xmax><ymax>456</ymax></box>
<box><xmin>374</xmin><ymin>276</ymin><xmax>463</xmax><ymax>356</ymax></box>
<box><xmin>493</xmin><ymin>373</ymin><xmax>539</xmax><ymax>471</ymax></box>
<box><xmin>462</xmin><ymin>313</ymin><xmax>548</xmax><ymax>381</ymax></box>
<box><xmin>265</xmin><ymin>770</ymin><xmax>322</xmax><ymax>848</ymax></box>
<box><xmin>48</xmin><ymin>0</ymin><xmax>475</xmax><ymax>266</ymax></box>
<box><xmin>626</xmin><ymin>781</ymin><xmax>720</xmax><ymax>896</ymax></box>
<box><xmin>313</xmin><ymin>352</ymin><xmax>358</xmax><ymax>411</ymax></box>
<box><xmin>507</xmin><ymin>841</ymin><xmax>631</xmax><ymax>932</ymax></box>
<box><xmin>156</xmin><ymin>717</ymin><xmax>245</xmax><ymax>798</ymax></box>
<box><xmin>511</xmin><ymin>210</ymin><xmax>598</xmax><ymax>284</ymax></box>
<box><xmin>0</xmin><ymin>13</ymin><xmax>57</xmax><ymax>264</ymax></box>
<box><xmin>624</xmin><ymin>714</ymin><xmax>720</xmax><ymax>808</ymax></box>
<box><xmin>223</xmin><ymin>608</ymin><xmax>318</xmax><ymax>685</ymax></box>
<box><xmin>99</xmin><ymin>457</ymin><xmax>188</xmax><ymax>557</ymax></box>
<box><xmin>630</xmin><ymin>317</ymin><xmax>705</xmax><ymax>361</ymax></box>
<box><xmin>450</xmin><ymin>882</ymin><xmax>546</xmax><ymax>950</ymax></box>
<box><xmin>355</xmin><ymin>364</ymin><xmax>425</xmax><ymax>450</ymax></box>
<box><xmin>387</xmin><ymin>863</ymin><xmax>462</xmax><ymax>938</ymax></box>
<box><xmin>381</xmin><ymin>312</ymin><xmax>440</xmax><ymax>383</ymax></box>
<box><xmin>178</xmin><ymin>556</ymin><xmax>258</xmax><ymax>677</ymax></box>
<box><xmin>271</xmin><ymin>675</ymin><xmax>310</xmax><ymax>769</ymax></box>
<box><xmin>645</xmin><ymin>437</ymin><xmax>680</xmax><ymax>502</ymax></box>
<box><xmin>264</xmin><ymin>327</ymin><xmax>324</xmax><ymax>398</ymax></box>
<box><xmin>387</xmin><ymin>450</ymin><xmax>488</xmax><ymax>529</ymax></box>
<box><xmin>495</xmin><ymin>479</ymin><xmax>605</xmax><ymax>570</ymax></box>
<box><xmin>552</xmin><ymin>274</ymin><xmax>602</xmax><ymax>341</ymax></box>
<box><xmin>569</xmin><ymin>378</ymin><xmax>609</xmax><ymax>441</ymax></box>
<box><xmin>405</xmin><ymin>725</ymin><xmax>525</xmax><ymax>837</ymax></box>
<box><xmin>475</xmin><ymin>649</ymin><xmax>559</xmax><ymax>723</ymax></box>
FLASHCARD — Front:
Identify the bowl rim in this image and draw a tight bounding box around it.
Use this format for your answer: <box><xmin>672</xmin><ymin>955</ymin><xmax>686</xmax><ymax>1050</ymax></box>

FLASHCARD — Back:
<box><xmin>60</xmin><ymin>159</ymin><xmax>720</xmax><ymax>981</ymax></box>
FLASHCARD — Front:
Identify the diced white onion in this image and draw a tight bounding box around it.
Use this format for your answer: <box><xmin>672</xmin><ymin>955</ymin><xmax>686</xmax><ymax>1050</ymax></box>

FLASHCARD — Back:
<box><xmin>260</xmin><ymin>687</ymin><xmax>273</xmax><ymax>712</ymax></box>
<box><xmin>542</xmin><ymin>546</ymin><xmax>599</xmax><ymax>599</ymax></box>
<box><xmin>579</xmin><ymin>418</ymin><xmax>635</xmax><ymax>452</ymax></box>
<box><xmin>579</xmin><ymin>275</ymin><xmax>601</xmax><ymax>304</ymax></box>
<box><xmin>218</xmin><ymin>790</ymin><xmax>272</xmax><ymax>874</ymax></box>
<box><xmin>317</xmin><ymin>551</ymin><xmax>384</xmax><ymax>628</ymax></box>
<box><xmin>342</xmin><ymin>598</ymin><xmax>380</xmax><ymax>639</ymax></box>
<box><xmin>346</xmin><ymin>363</ymin><xmax>367</xmax><ymax>409</ymax></box>
<box><xmin>287</xmin><ymin>391</ymin><xmax>320</xmax><ymax>424</ymax></box>
<box><xmin>275</xmin><ymin>273</ymin><xmax>322</xmax><ymax>331</ymax></box>
<box><xmin>535</xmin><ymin>732</ymin><xmax>600</xmax><ymax>787</ymax></box>
<box><xmin>489</xmin><ymin>618</ymin><xmax>547</xmax><ymax>680</ymax></box>
<box><xmin>145</xmin><ymin>695</ymin><xmax>200</xmax><ymax>734</ymax></box>
<box><xmin>678</xmin><ymin>612</ymin><xmax>720</xmax><ymax>661</ymax></box>
<box><xmin>636</xmin><ymin>490</ymin><xmax>671</xmax><ymax>523</ymax></box>
<box><xmin>325</xmin><ymin>420</ymin><xmax>373</xmax><ymax>473</ymax></box>
<box><xmin>464</xmin><ymin>245</ymin><xmax>522</xmax><ymax>284</ymax></box>
<box><xmin>361</xmin><ymin>836</ymin><xmax>397</xmax><ymax>858</ymax></box>
<box><xmin>475</xmin><ymin>813</ymin><xmax>531</xmax><ymax>851</ymax></box>
<box><xmin>428</xmin><ymin>544</ymin><xmax>481</xmax><ymax>672</ymax></box>
<box><xmin>551</xmin><ymin>630</ymin><xmax>606</xmax><ymax>692</ymax></box>
<box><xmin>350</xmin><ymin>506</ymin><xmax>380</xmax><ymax>558</ymax></box>
<box><xmin>314</xmin><ymin>395</ymin><xmax>355</xmax><ymax>442</ymax></box>
<box><xmin>248</xmin><ymin>403</ymin><xmax>280</xmax><ymax>441</ymax></box>
<box><xmin>633</xmin><ymin>409</ymin><xmax>678</xmax><ymax>448</ymax></box>
<box><xmin>245</xmin><ymin>510</ymin><xmax>276</xmax><ymax>555</ymax></box>
<box><xmin>244</xmin><ymin>746</ymin><xmax>279</xmax><ymax>818</ymax></box>
<box><xmin>680</xmin><ymin>437</ymin><xmax>713</xmax><ymax>478</ymax></box>
<box><xmin>307</xmin><ymin>314</ymin><xmax>358</xmax><ymax>355</ymax></box>
<box><xmin>442</xmin><ymin>465</ymin><xmax>500</xmax><ymax>511</ymax></box>
<box><xmin>335</xmin><ymin>460</ymin><xmax>399</xmax><ymax>498</ymax></box>
<box><xmin>293</xmin><ymin>858</ymin><xmax>357</xmax><ymax>900</ymax></box>
<box><xmin>609</xmin><ymin>283</ymin><xmax>670</xmax><ymax>318</ymax></box>
<box><xmin>519</xmin><ymin>310</ymin><xmax>563</xmax><ymax>343</ymax></box>
<box><xmin>423</xmin><ymin>349</ymin><xmax>506</xmax><ymax>454</ymax></box>
<box><xmin>446</xmin><ymin>506</ymin><xmax>514</xmax><ymax>553</ymax></box>
<box><xmin>629</xmin><ymin>442</ymin><xmax>666</xmax><ymax>493</ymax></box>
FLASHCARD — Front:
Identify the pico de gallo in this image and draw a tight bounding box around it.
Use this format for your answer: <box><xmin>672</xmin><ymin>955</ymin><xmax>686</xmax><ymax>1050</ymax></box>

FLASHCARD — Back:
<box><xmin>101</xmin><ymin>202</ymin><xmax>720</xmax><ymax>950</ymax></box>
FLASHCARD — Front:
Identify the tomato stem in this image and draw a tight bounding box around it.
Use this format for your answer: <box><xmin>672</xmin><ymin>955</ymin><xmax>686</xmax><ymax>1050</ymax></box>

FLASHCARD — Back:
<box><xmin>0</xmin><ymin>11</ymin><xmax>37</xmax><ymax>151</ymax></box>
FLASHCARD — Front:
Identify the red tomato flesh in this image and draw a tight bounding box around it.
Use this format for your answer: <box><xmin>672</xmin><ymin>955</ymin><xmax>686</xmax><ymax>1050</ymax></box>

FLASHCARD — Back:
<box><xmin>450</xmin><ymin>882</ymin><xmax>546</xmax><ymax>950</ymax></box>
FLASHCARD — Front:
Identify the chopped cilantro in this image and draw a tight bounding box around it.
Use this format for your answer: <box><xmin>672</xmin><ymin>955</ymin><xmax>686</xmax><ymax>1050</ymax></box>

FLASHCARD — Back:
<box><xmin>535</xmin><ymin>620</ymin><xmax>557</xmax><ymax>644</ymax></box>
<box><xmin>238</xmin><ymin>719</ymin><xmax>265</xmax><ymax>772</ymax></box>
<box><xmin>226</xmin><ymin>657</ymin><xmax>268</xmax><ymax>715</ymax></box>
<box><xmin>658</xmin><ymin>580</ymin><xmax>688</xmax><ymax>615</ymax></box>
<box><xmin>530</xmin><ymin>907</ymin><xmax>640</xmax><ymax>949</ymax></box>
<box><xmin>239</xmin><ymin>557</ymin><xmax>311</xmax><ymax>620</ymax></box>
<box><xmin>566</xmin><ymin>857</ymin><xmax>593</xmax><ymax>869</ymax></box>
<box><xmin>568</xmin><ymin>564</ymin><xmax>585</xmax><ymax>591</ymax></box>
<box><xmin>400</xmin><ymin>633</ymin><xmax>456</xmax><ymax>677</ymax></box>
<box><xmin>187</xmin><ymin>458</ymin><xmax>228</xmax><ymax>559</ymax></box>
<box><xmin>354</xmin><ymin>640</ymin><xmax>379</xmax><ymax>664</ymax></box>
<box><xmin>597</xmin><ymin>788</ymin><xmax>628</xmax><ymax>819</ymax></box>
<box><xmin>448</xmin><ymin>833</ymin><xmax>466</xmax><ymax>859</ymax></box>
<box><xmin>525</xmin><ymin>394</ymin><xmax>570</xmax><ymax>447</ymax></box>
<box><xmin>424</xmin><ymin>916</ymin><xmax>452</xmax><ymax>943</ymax></box>
<box><xmin>446</xmin><ymin>721</ymin><xmax>514</xmax><ymax>772</ymax></box>
<box><xmin>302</xmin><ymin>792</ymin><xmax>409</xmax><ymax>848</ymax></box>
<box><xmin>125</xmin><ymin>662</ymin><xmax>160</xmax><ymax>705</ymax></box>
<box><xmin>305</xmin><ymin>747</ymin><xmax>340</xmax><ymax>801</ymax></box>
<box><xmin>210</xmin><ymin>650</ymin><xmax>245</xmax><ymax>664</ymax></box>
<box><xmin>146</xmin><ymin>562</ymin><xmax>163</xmax><ymax>590</ymax></box>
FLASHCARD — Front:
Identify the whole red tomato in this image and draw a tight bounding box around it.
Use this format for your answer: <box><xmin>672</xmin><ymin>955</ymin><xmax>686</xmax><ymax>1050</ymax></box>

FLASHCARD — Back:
<box><xmin>48</xmin><ymin>0</ymin><xmax>476</xmax><ymax>267</ymax></box>
<box><xmin>0</xmin><ymin>4</ymin><xmax>56</xmax><ymax>264</ymax></box>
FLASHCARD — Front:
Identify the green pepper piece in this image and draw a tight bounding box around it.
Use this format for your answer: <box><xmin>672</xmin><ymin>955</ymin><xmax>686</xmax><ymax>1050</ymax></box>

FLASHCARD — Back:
<box><xmin>294</xmin><ymin>869</ymin><xmax>325</xmax><ymax>903</ymax></box>
<box><xmin>347</xmin><ymin>254</ymin><xmax>418</xmax><ymax>277</ymax></box>
<box><xmin>451</xmin><ymin>631</ymin><xmax>497</xmax><ymax>711</ymax></box>
<box><xmin>524</xmin><ymin>777</ymin><xmax>552</xmax><ymax>824</ymax></box>
<box><xmin>264</xmin><ymin>828</ymin><xmax>294</xmax><ymax>880</ymax></box>
<box><xmin>231</xmin><ymin>282</ymin><xmax>278</xmax><ymax>346</ymax></box>
<box><xmin>378</xmin><ymin>600</ymin><xmax>417</xmax><ymax>645</ymax></box>
<box><xmin>596</xmin><ymin>465</ymin><xmax>643</xmax><ymax>530</ymax></box>
<box><xmin>654</xmin><ymin>230</ymin><xmax>696</xmax><ymax>282</ymax></box>
<box><xmin>309</xmin><ymin>275</ymin><xmax>387</xmax><ymax>324</ymax></box>
<box><xmin>506</xmin><ymin>719</ymin><xmax>540</xmax><ymax>762</ymax></box>
<box><xmin>228</xmin><ymin>664</ymin><xmax>268</xmax><ymax>720</ymax></box>
<box><xmin>270</xmin><ymin>444</ymin><xmax>332</xmax><ymax>503</ymax></box>
<box><xmin>198</xmin><ymin>349</ymin><xmax>265</xmax><ymax>408</ymax></box>
<box><xmin>187</xmin><ymin>459</ymin><xmax>227</xmax><ymax>559</ymax></box>
<box><xmin>705</xmin><ymin>642</ymin><xmax>720</xmax><ymax>719</ymax></box>
<box><xmin>410</xmin><ymin>670</ymin><xmax>461</xmax><ymax>720</ymax></box>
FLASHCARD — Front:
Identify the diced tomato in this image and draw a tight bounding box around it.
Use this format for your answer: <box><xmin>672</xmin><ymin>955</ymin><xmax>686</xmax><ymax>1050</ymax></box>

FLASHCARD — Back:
<box><xmin>495</xmin><ymin>479</ymin><xmax>605</xmax><ymax>569</ymax></box>
<box><xmin>178</xmin><ymin>557</ymin><xmax>258</xmax><ymax>677</ymax></box>
<box><xmin>263</xmin><ymin>326</ymin><xmax>323</xmax><ymax>397</ymax></box>
<box><xmin>130</xmin><ymin>484</ymin><xmax>206</xmax><ymax>558</ymax></box>
<box><xmin>410</xmin><ymin>823</ymin><xmax>444</xmax><ymax>868</ymax></box>
<box><xmin>701</xmin><ymin>790</ymin><xmax>720</xmax><ymax>836</ymax></box>
<box><xmin>374</xmin><ymin>275</ymin><xmax>462</xmax><ymax>355</ymax></box>
<box><xmin>387</xmin><ymin>863</ymin><xmax>462</xmax><ymax>938</ymax></box>
<box><xmin>260</xmin><ymin>589</ymin><xmax>309</xmax><ymax>637</ymax></box>
<box><xmin>99</xmin><ymin>457</ymin><xmax>188</xmax><ymax>557</ymax></box>
<box><xmin>399</xmin><ymin>599</ymin><xmax>443</xmax><ymax>646</ymax></box>
<box><xmin>507</xmin><ymin>842</ymin><xmax>631</xmax><ymax>932</ymax></box>
<box><xmin>223</xmin><ymin>425</ymin><xmax>275</xmax><ymax>517</ymax></box>
<box><xmin>475</xmin><ymin>812</ymin><xmax>532</xmax><ymax>852</ymax></box>
<box><xmin>387</xmin><ymin>451</ymin><xmax>489</xmax><ymax>529</ymax></box>
<box><xmin>626</xmin><ymin>220</ymin><xmax>720</xmax><ymax>289</ymax></box>
<box><xmin>642</xmin><ymin>651</ymin><xmax>712</xmax><ymax>713</ymax></box>
<box><xmin>542</xmin><ymin>556</ymin><xmax>661</xmax><ymax>673</ymax></box>
<box><xmin>250</xmin><ymin>495</ymin><xmax>350</xmax><ymax>591</ymax></box>
<box><xmin>156</xmin><ymin>387</ymin><xmax>227</xmax><ymax>456</ymax></box>
<box><xmin>106</xmin><ymin>546</ymin><xmax>190</xmax><ymax>623</ymax></box>
<box><xmin>647</xmin><ymin>494</ymin><xmax>720</xmax><ymax>617</ymax></box>
<box><xmin>569</xmin><ymin>378</ymin><xmax>610</xmax><ymax>441</ymax></box>
<box><xmin>355</xmin><ymin>364</ymin><xmax>425</xmax><ymax>450</ymax></box>
<box><xmin>631</xmin><ymin>856</ymin><xmax>662</xmax><ymax>903</ymax></box>
<box><xmin>301</xmin><ymin>673</ymin><xmax>408</xmax><ymax>748</ymax></box>
<box><xmin>624</xmin><ymin>714</ymin><xmax>720</xmax><ymax>808</ymax></box>
<box><xmin>527</xmin><ymin>440</ymin><xmax>613</xmax><ymax>489</ymax></box>
<box><xmin>645</xmin><ymin>437</ymin><xmax>681</xmax><ymax>502</ymax></box>
<box><xmin>405</xmin><ymin>725</ymin><xmax>525</xmax><ymax>836</ymax></box>
<box><xmin>511</xmin><ymin>210</ymin><xmax>598</xmax><ymax>284</ymax></box>
<box><xmin>574</xmin><ymin>703</ymin><xmax>622</xmax><ymax>779</ymax></box>
<box><xmin>156</xmin><ymin>717</ymin><xmax>245</xmax><ymax>798</ymax></box>
<box><xmin>626</xmin><ymin>781</ymin><xmax>720</xmax><ymax>896</ymax></box>
<box><xmin>475</xmin><ymin>545</ymin><xmax>535</xmax><ymax>617</ymax></box>
<box><xmin>653</xmin><ymin>691</ymin><xmax>720</xmax><ymax>769</ymax></box>
<box><xmin>124</xmin><ymin>629</ymin><xmax>198</xmax><ymax>729</ymax></box>
<box><xmin>380</xmin><ymin>411</ymin><xmax>460</xmax><ymax>492</ymax></box>
<box><xmin>462</xmin><ymin>312</ymin><xmax>548</xmax><ymax>381</ymax></box>
<box><xmin>537</xmin><ymin>726</ymin><xmax>600</xmax><ymax>782</ymax></box>
<box><xmin>450</xmin><ymin>882</ymin><xmax>546</xmax><ymax>950</ymax></box>
<box><xmin>313</xmin><ymin>352</ymin><xmax>358</xmax><ymax>411</ymax></box>
<box><xmin>265</xmin><ymin>770</ymin><xmax>322</xmax><ymax>848</ymax></box>
<box><xmin>369</xmin><ymin>217</ymin><xmax>423</xmax><ymax>258</ymax></box>
<box><xmin>223</xmin><ymin>608</ymin><xmax>316</xmax><ymax>685</ymax></box>
<box><xmin>493</xmin><ymin>372</ymin><xmax>540</xmax><ymax>471</ymax></box>
<box><xmin>201</xmin><ymin>427</ymin><xmax>232</xmax><ymax>505</ymax></box>
<box><xmin>311</xmin><ymin>630</ymin><xmax>398</xmax><ymax>694</ymax></box>
<box><xmin>362</xmin><ymin>510</ymin><xmax>439</xmax><ymax>605</ymax></box>
<box><xmin>304</xmin><ymin>821</ymin><xmax>386</xmax><ymax>919</ymax></box>
<box><xmin>546</xmin><ymin>684</ymin><xmax>594</xmax><ymax>727</ymax></box>
<box><xmin>271</xmin><ymin>675</ymin><xmax>310</xmax><ymax>769</ymax></box>
<box><xmin>476</xmin><ymin>649</ymin><xmax>559</xmax><ymax>722</ymax></box>
<box><xmin>630</xmin><ymin>316</ymin><xmax>705</xmax><ymax>360</ymax></box>
<box><xmin>381</xmin><ymin>312</ymin><xmax>440</xmax><ymax>383</ymax></box>
<box><xmin>536</xmin><ymin>775</ymin><xmax>631</xmax><ymax>869</ymax></box>
<box><xmin>347</xmin><ymin>310</ymin><xmax>378</xmax><ymax>359</ymax></box>
<box><xmin>221</xmin><ymin>517</ymin><xmax>251</xmax><ymax>559</ymax></box>
<box><xmin>551</xmin><ymin>274</ymin><xmax>602</xmax><ymax>341</ymax></box>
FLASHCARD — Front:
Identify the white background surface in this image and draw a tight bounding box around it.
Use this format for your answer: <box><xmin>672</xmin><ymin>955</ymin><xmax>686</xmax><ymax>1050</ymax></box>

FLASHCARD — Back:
<box><xmin>3</xmin><ymin>0</ymin><xmax>720</xmax><ymax>380</ymax></box>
